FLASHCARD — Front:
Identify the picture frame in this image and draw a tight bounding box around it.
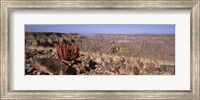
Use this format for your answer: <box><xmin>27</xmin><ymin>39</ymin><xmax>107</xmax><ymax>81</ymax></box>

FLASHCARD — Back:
<box><xmin>0</xmin><ymin>0</ymin><xmax>199</xmax><ymax>99</ymax></box>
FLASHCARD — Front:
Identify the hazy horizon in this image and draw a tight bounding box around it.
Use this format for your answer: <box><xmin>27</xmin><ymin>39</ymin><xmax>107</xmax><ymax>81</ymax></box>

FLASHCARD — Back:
<box><xmin>25</xmin><ymin>24</ymin><xmax>175</xmax><ymax>34</ymax></box>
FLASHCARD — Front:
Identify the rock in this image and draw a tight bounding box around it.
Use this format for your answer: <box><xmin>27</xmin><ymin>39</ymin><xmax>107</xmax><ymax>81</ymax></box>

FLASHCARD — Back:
<box><xmin>118</xmin><ymin>67</ymin><xmax>133</xmax><ymax>75</ymax></box>
<box><xmin>90</xmin><ymin>69</ymin><xmax>95</xmax><ymax>74</ymax></box>
<box><xmin>86</xmin><ymin>56</ymin><xmax>91</xmax><ymax>61</ymax></box>
<box><xmin>66</xmin><ymin>66</ymin><xmax>77</xmax><ymax>75</ymax></box>
<box><xmin>110</xmin><ymin>67</ymin><xmax>115</xmax><ymax>71</ymax></box>
<box><xmin>44</xmin><ymin>49</ymin><xmax>53</xmax><ymax>54</ymax></box>
<box><xmin>139</xmin><ymin>62</ymin><xmax>144</xmax><ymax>69</ymax></box>
<box><xmin>25</xmin><ymin>66</ymin><xmax>32</xmax><ymax>74</ymax></box>
<box><xmin>95</xmin><ymin>58</ymin><xmax>102</xmax><ymax>64</ymax></box>
<box><xmin>74</xmin><ymin>59</ymin><xmax>82</xmax><ymax>64</ymax></box>
<box><xmin>101</xmin><ymin>62</ymin><xmax>106</xmax><ymax>67</ymax></box>
<box><xmin>48</xmin><ymin>38</ymin><xmax>53</xmax><ymax>44</ymax></box>
<box><xmin>143</xmin><ymin>63</ymin><xmax>148</xmax><ymax>69</ymax></box>
<box><xmin>85</xmin><ymin>66</ymin><xmax>90</xmax><ymax>72</ymax></box>
<box><xmin>25</xmin><ymin>48</ymin><xmax>38</xmax><ymax>59</ymax></box>
<box><xmin>85</xmin><ymin>71</ymin><xmax>90</xmax><ymax>75</ymax></box>
<box><xmin>76</xmin><ymin>68</ymin><xmax>81</xmax><ymax>74</ymax></box>
<box><xmin>32</xmin><ymin>69</ymin><xmax>38</xmax><ymax>75</ymax></box>
<box><xmin>106</xmin><ymin>62</ymin><xmax>113</xmax><ymax>68</ymax></box>
<box><xmin>89</xmin><ymin>60</ymin><xmax>97</xmax><ymax>69</ymax></box>
<box><xmin>36</xmin><ymin>71</ymin><xmax>41</xmax><ymax>75</ymax></box>
<box><xmin>161</xmin><ymin>65</ymin><xmax>175</xmax><ymax>75</ymax></box>
<box><xmin>40</xmin><ymin>71</ymin><xmax>49</xmax><ymax>75</ymax></box>
<box><xmin>25</xmin><ymin>33</ymin><xmax>37</xmax><ymax>46</ymax></box>
<box><xmin>101</xmin><ymin>58</ymin><xmax>105</xmax><ymax>62</ymax></box>
<box><xmin>25</xmin><ymin>67</ymin><xmax>37</xmax><ymax>75</ymax></box>
<box><xmin>72</xmin><ymin>64</ymin><xmax>78</xmax><ymax>68</ymax></box>
<box><xmin>80</xmin><ymin>54</ymin><xmax>85</xmax><ymax>56</ymax></box>
<box><xmin>126</xmin><ymin>60</ymin><xmax>131</xmax><ymax>64</ymax></box>
<box><xmin>120</xmin><ymin>57</ymin><xmax>125</xmax><ymax>62</ymax></box>
<box><xmin>112</xmin><ymin>61</ymin><xmax>120</xmax><ymax>66</ymax></box>
<box><xmin>146</xmin><ymin>66</ymin><xmax>161</xmax><ymax>73</ymax></box>
<box><xmin>109</xmin><ymin>58</ymin><xmax>113</xmax><ymax>62</ymax></box>
<box><xmin>25</xmin><ymin>63</ymin><xmax>31</xmax><ymax>67</ymax></box>
<box><xmin>148</xmin><ymin>62</ymin><xmax>156</xmax><ymax>68</ymax></box>
<box><xmin>38</xmin><ymin>50</ymin><xmax>45</xmax><ymax>54</ymax></box>
<box><xmin>133</xmin><ymin>67</ymin><xmax>140</xmax><ymax>75</ymax></box>
<box><xmin>85</xmin><ymin>64</ymin><xmax>89</xmax><ymax>68</ymax></box>
<box><xmin>113</xmin><ymin>56</ymin><xmax>120</xmax><ymax>62</ymax></box>
<box><xmin>79</xmin><ymin>65</ymin><xmax>86</xmax><ymax>73</ymax></box>
<box><xmin>62</xmin><ymin>60</ymin><xmax>72</xmax><ymax>66</ymax></box>
<box><xmin>31</xmin><ymin>62</ymin><xmax>53</xmax><ymax>75</ymax></box>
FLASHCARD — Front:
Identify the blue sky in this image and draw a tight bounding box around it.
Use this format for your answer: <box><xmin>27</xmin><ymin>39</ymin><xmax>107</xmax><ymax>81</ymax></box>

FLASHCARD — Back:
<box><xmin>25</xmin><ymin>24</ymin><xmax>175</xmax><ymax>34</ymax></box>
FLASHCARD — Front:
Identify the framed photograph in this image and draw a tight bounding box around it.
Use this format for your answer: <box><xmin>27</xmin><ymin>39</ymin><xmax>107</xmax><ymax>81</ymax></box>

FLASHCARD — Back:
<box><xmin>1</xmin><ymin>0</ymin><xmax>199</xmax><ymax>99</ymax></box>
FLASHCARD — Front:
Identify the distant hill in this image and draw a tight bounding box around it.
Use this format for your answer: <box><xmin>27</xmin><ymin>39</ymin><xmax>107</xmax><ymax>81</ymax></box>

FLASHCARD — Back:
<box><xmin>25</xmin><ymin>32</ymin><xmax>82</xmax><ymax>47</ymax></box>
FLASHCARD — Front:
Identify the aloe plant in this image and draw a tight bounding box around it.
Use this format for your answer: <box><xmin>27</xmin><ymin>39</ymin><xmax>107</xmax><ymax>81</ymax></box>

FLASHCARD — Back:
<box><xmin>57</xmin><ymin>40</ymin><xmax>80</xmax><ymax>74</ymax></box>
<box><xmin>57</xmin><ymin>41</ymin><xmax>79</xmax><ymax>61</ymax></box>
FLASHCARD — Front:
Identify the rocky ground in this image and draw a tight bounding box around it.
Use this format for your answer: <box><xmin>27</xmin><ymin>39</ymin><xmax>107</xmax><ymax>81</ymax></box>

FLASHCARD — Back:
<box><xmin>25</xmin><ymin>47</ymin><xmax>175</xmax><ymax>75</ymax></box>
<box><xmin>25</xmin><ymin>32</ymin><xmax>175</xmax><ymax>75</ymax></box>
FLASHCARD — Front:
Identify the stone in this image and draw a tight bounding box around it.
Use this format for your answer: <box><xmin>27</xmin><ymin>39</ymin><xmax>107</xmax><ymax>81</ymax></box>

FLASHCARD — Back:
<box><xmin>72</xmin><ymin>64</ymin><xmax>78</xmax><ymax>68</ymax></box>
<box><xmin>79</xmin><ymin>64</ymin><xmax>86</xmax><ymax>73</ymax></box>
<box><xmin>36</xmin><ymin>71</ymin><xmax>41</xmax><ymax>75</ymax></box>
<box><xmin>118</xmin><ymin>67</ymin><xmax>133</xmax><ymax>75</ymax></box>
<box><xmin>95</xmin><ymin>58</ymin><xmax>102</xmax><ymax>64</ymax></box>
<box><xmin>25</xmin><ymin>48</ymin><xmax>38</xmax><ymax>59</ymax></box>
<box><xmin>89</xmin><ymin>60</ymin><xmax>97</xmax><ymax>69</ymax></box>
<box><xmin>133</xmin><ymin>67</ymin><xmax>140</xmax><ymax>75</ymax></box>
<box><xmin>120</xmin><ymin>57</ymin><xmax>125</xmax><ymax>62</ymax></box>
<box><xmin>76</xmin><ymin>68</ymin><xmax>81</xmax><ymax>74</ymax></box>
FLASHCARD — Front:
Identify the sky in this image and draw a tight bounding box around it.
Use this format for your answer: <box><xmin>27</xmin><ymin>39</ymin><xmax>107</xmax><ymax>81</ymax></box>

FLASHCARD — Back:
<box><xmin>25</xmin><ymin>24</ymin><xmax>175</xmax><ymax>34</ymax></box>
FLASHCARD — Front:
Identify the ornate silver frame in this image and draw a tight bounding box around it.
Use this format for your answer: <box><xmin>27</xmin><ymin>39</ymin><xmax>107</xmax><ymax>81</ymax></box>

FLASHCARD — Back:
<box><xmin>1</xmin><ymin>0</ymin><xmax>199</xmax><ymax>99</ymax></box>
